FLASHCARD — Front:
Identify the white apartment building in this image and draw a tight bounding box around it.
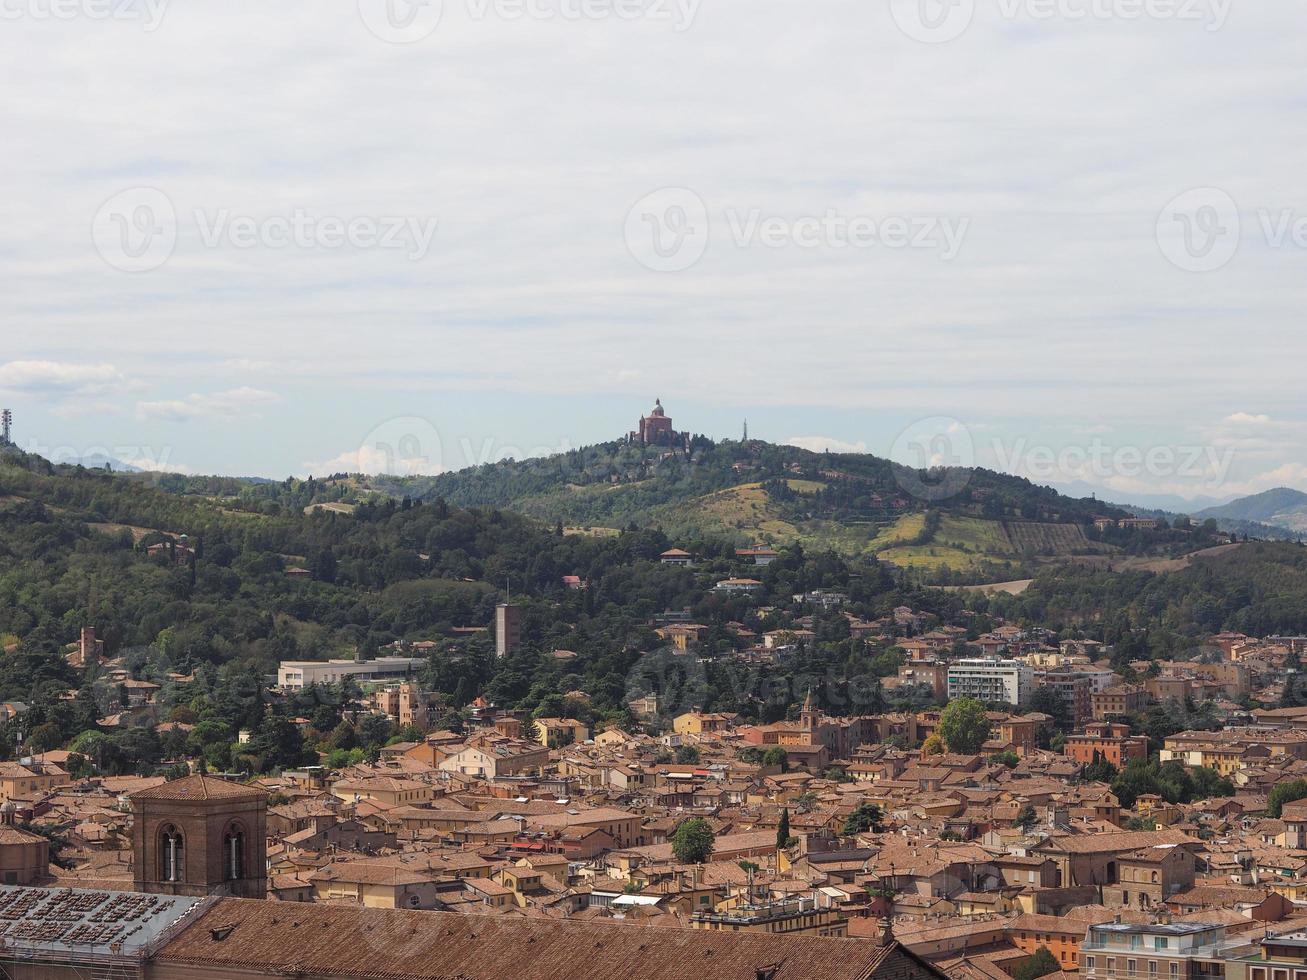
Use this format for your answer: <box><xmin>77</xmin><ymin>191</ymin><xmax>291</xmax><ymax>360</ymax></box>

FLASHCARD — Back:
<box><xmin>947</xmin><ymin>658</ymin><xmax>1034</xmax><ymax>708</ymax></box>
<box><xmin>277</xmin><ymin>656</ymin><xmax>425</xmax><ymax>690</ymax></box>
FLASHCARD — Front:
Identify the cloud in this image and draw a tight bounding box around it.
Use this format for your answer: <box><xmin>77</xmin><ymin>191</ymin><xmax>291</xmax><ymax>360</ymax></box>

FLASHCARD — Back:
<box><xmin>117</xmin><ymin>456</ymin><xmax>196</xmax><ymax>475</ymax></box>
<box><xmin>1224</xmin><ymin>412</ymin><xmax>1273</xmax><ymax>425</ymax></box>
<box><xmin>0</xmin><ymin>361</ymin><xmax>125</xmax><ymax>395</ymax></box>
<box><xmin>785</xmin><ymin>435</ymin><xmax>869</xmax><ymax>455</ymax></box>
<box><xmin>303</xmin><ymin>445</ymin><xmax>445</xmax><ymax>478</ymax></box>
<box><xmin>136</xmin><ymin>387</ymin><xmax>279</xmax><ymax>422</ymax></box>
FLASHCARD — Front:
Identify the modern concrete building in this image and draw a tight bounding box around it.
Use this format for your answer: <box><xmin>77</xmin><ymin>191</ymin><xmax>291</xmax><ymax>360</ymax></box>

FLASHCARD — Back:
<box><xmin>276</xmin><ymin>656</ymin><xmax>424</xmax><ymax>690</ymax></box>
<box><xmin>947</xmin><ymin>658</ymin><xmax>1034</xmax><ymax>708</ymax></box>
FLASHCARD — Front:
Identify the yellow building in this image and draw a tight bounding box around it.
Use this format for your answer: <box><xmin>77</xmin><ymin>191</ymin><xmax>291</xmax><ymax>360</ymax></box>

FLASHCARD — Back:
<box><xmin>691</xmin><ymin>899</ymin><xmax>848</xmax><ymax>937</ymax></box>
<box><xmin>534</xmin><ymin>717</ymin><xmax>590</xmax><ymax>748</ymax></box>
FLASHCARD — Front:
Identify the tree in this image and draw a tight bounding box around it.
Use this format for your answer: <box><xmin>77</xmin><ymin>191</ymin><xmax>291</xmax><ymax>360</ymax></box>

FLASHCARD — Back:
<box><xmin>676</xmin><ymin>745</ymin><xmax>701</xmax><ymax>765</ymax></box>
<box><xmin>990</xmin><ymin>749</ymin><xmax>1019</xmax><ymax>769</ymax></box>
<box><xmin>762</xmin><ymin>746</ymin><xmax>789</xmax><ymax>771</ymax></box>
<box><xmin>1082</xmin><ymin>755</ymin><xmax>1117</xmax><ymax>784</ymax></box>
<box><xmin>842</xmin><ymin>802</ymin><xmax>884</xmax><ymax>836</ymax></box>
<box><xmin>670</xmin><ymin>817</ymin><xmax>715</xmax><ymax>864</ymax></box>
<box><xmin>1013</xmin><ymin>947</ymin><xmax>1059</xmax><ymax>980</ymax></box>
<box><xmin>939</xmin><ymin>698</ymin><xmax>991</xmax><ymax>754</ymax></box>
<box><xmin>1268</xmin><ymin>779</ymin><xmax>1307</xmax><ymax>818</ymax></box>
<box><xmin>921</xmin><ymin>733</ymin><xmax>945</xmax><ymax>755</ymax></box>
<box><xmin>1016</xmin><ymin>804</ymin><xmax>1038</xmax><ymax>830</ymax></box>
<box><xmin>776</xmin><ymin>808</ymin><xmax>791</xmax><ymax>850</ymax></box>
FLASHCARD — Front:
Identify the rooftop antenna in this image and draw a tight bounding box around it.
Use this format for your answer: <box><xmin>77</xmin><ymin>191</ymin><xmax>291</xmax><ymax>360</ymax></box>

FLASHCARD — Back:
<box><xmin>743</xmin><ymin>419</ymin><xmax>748</xmax><ymax>442</ymax></box>
<box><xmin>0</xmin><ymin>409</ymin><xmax>10</xmax><ymax>445</ymax></box>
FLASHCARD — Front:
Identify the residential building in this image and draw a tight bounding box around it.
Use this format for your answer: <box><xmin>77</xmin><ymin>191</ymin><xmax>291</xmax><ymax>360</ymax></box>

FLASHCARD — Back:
<box><xmin>947</xmin><ymin>658</ymin><xmax>1034</xmax><ymax>708</ymax></box>
<box><xmin>1082</xmin><ymin>922</ymin><xmax>1254</xmax><ymax>980</ymax></box>
<box><xmin>277</xmin><ymin>656</ymin><xmax>423</xmax><ymax>690</ymax></box>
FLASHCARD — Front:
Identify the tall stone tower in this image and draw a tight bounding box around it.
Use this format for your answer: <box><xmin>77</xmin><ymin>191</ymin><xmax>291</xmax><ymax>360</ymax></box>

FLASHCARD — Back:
<box><xmin>495</xmin><ymin>603</ymin><xmax>522</xmax><ymax>658</ymax></box>
<box><xmin>129</xmin><ymin>774</ymin><xmax>268</xmax><ymax>898</ymax></box>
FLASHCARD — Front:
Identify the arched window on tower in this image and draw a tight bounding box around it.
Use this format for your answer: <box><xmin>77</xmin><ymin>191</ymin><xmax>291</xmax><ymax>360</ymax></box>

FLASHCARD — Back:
<box><xmin>159</xmin><ymin>825</ymin><xmax>184</xmax><ymax>882</ymax></box>
<box><xmin>224</xmin><ymin>824</ymin><xmax>246</xmax><ymax>881</ymax></box>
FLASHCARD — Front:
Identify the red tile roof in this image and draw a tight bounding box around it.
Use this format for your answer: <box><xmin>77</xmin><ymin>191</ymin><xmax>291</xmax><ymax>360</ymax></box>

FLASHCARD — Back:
<box><xmin>128</xmin><ymin>774</ymin><xmax>268</xmax><ymax>802</ymax></box>
<box><xmin>157</xmin><ymin>898</ymin><xmax>946</xmax><ymax>980</ymax></box>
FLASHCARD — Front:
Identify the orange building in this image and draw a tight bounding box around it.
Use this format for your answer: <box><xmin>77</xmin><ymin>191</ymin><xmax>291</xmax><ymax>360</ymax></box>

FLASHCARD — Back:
<box><xmin>1008</xmin><ymin>911</ymin><xmax>1110</xmax><ymax>973</ymax></box>
<box><xmin>1064</xmin><ymin>722</ymin><xmax>1149</xmax><ymax>767</ymax></box>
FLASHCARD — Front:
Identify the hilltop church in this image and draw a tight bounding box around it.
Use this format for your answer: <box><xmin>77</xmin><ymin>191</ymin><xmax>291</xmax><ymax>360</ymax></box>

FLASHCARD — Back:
<box><xmin>628</xmin><ymin>398</ymin><xmax>690</xmax><ymax>450</ymax></box>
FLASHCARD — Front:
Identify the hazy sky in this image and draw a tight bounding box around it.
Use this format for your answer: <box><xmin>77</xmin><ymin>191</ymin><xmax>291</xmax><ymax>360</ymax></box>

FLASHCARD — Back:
<box><xmin>1</xmin><ymin>0</ymin><xmax>1304</xmax><ymax>503</ymax></box>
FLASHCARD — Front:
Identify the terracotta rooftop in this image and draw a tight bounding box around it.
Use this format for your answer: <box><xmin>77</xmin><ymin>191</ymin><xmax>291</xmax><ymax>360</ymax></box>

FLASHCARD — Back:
<box><xmin>156</xmin><ymin>898</ymin><xmax>947</xmax><ymax>980</ymax></box>
<box><xmin>128</xmin><ymin>774</ymin><xmax>268</xmax><ymax>803</ymax></box>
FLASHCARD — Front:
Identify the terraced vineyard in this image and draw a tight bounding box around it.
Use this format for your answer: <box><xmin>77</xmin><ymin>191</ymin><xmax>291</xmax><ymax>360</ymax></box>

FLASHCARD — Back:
<box><xmin>1004</xmin><ymin>521</ymin><xmax>1092</xmax><ymax>554</ymax></box>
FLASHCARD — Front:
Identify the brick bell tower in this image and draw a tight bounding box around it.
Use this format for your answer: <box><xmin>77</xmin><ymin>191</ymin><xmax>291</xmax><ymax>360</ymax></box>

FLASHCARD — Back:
<box><xmin>129</xmin><ymin>774</ymin><xmax>268</xmax><ymax>898</ymax></box>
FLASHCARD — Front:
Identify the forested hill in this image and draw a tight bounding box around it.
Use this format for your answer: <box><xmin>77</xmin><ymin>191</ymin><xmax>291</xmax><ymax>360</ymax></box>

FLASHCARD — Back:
<box><xmin>379</xmin><ymin>438</ymin><xmax>1116</xmax><ymax>528</ymax></box>
<box><xmin>362</xmin><ymin>438</ymin><xmax>1132</xmax><ymax>577</ymax></box>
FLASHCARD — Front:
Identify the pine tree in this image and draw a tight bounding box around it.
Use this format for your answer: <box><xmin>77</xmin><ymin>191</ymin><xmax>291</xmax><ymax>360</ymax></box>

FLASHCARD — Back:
<box><xmin>776</xmin><ymin>808</ymin><xmax>791</xmax><ymax>850</ymax></box>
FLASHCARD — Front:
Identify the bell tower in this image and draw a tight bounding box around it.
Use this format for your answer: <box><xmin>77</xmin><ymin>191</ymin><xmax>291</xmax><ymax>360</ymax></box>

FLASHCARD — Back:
<box><xmin>129</xmin><ymin>774</ymin><xmax>268</xmax><ymax>898</ymax></box>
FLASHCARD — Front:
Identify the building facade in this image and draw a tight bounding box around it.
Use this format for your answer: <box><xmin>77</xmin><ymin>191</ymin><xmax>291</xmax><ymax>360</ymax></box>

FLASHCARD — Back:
<box><xmin>947</xmin><ymin>659</ymin><xmax>1034</xmax><ymax>707</ymax></box>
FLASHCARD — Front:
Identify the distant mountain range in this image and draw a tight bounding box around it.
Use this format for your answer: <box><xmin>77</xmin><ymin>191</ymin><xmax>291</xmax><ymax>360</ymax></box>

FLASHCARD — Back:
<box><xmin>1196</xmin><ymin>487</ymin><xmax>1307</xmax><ymax>534</ymax></box>
<box><xmin>1050</xmin><ymin>481</ymin><xmax>1236</xmax><ymax>513</ymax></box>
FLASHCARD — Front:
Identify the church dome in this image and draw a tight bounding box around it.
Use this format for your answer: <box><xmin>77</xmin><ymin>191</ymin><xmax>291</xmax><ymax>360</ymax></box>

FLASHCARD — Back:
<box><xmin>650</xmin><ymin>399</ymin><xmax>665</xmax><ymax>417</ymax></box>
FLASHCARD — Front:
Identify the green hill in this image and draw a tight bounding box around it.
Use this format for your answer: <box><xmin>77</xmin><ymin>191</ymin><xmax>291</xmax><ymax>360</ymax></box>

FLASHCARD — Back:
<box><xmin>363</xmin><ymin>438</ymin><xmax>1125</xmax><ymax>577</ymax></box>
<box><xmin>1197</xmin><ymin>487</ymin><xmax>1307</xmax><ymax>534</ymax></box>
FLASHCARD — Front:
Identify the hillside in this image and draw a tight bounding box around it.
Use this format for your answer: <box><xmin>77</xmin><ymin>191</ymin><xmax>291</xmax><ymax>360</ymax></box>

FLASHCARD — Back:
<box><xmin>363</xmin><ymin>438</ymin><xmax>1143</xmax><ymax>579</ymax></box>
<box><xmin>1197</xmin><ymin>487</ymin><xmax>1307</xmax><ymax>534</ymax></box>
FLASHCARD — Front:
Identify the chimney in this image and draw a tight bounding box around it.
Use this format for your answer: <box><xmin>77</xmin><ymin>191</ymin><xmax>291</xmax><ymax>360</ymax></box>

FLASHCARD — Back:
<box><xmin>881</xmin><ymin>914</ymin><xmax>895</xmax><ymax>945</ymax></box>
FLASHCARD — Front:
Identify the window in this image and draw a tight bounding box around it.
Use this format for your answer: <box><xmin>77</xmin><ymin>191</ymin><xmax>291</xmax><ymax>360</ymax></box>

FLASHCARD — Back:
<box><xmin>1086</xmin><ymin>957</ymin><xmax>1096</xmax><ymax>969</ymax></box>
<box><xmin>224</xmin><ymin>824</ymin><xmax>246</xmax><ymax>881</ymax></box>
<box><xmin>158</xmin><ymin>825</ymin><xmax>184</xmax><ymax>882</ymax></box>
<box><xmin>1155</xmin><ymin>938</ymin><xmax>1169</xmax><ymax>950</ymax></box>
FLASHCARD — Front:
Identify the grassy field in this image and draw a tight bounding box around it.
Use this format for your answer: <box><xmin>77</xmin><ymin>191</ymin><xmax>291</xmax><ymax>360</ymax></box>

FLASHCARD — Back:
<box><xmin>875</xmin><ymin>514</ymin><xmax>1016</xmax><ymax>572</ymax></box>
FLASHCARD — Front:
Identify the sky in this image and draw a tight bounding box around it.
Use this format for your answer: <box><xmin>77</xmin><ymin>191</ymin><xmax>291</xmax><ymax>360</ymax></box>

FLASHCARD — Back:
<box><xmin>1</xmin><ymin>0</ymin><xmax>1305</xmax><ymax>505</ymax></box>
